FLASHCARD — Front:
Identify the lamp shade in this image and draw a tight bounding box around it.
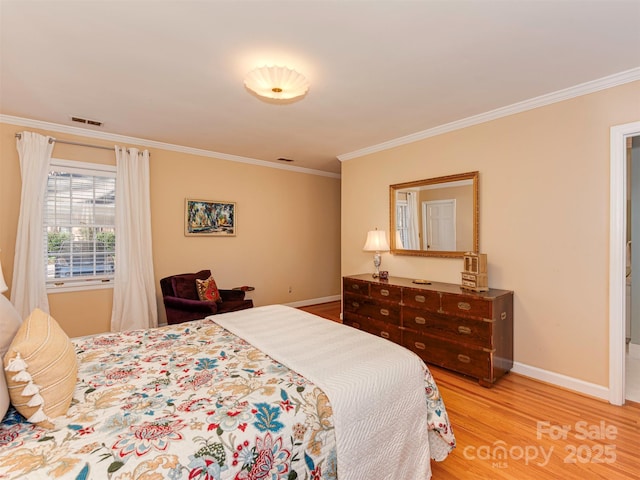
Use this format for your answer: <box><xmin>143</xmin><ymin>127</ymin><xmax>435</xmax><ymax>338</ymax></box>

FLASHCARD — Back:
<box><xmin>244</xmin><ymin>65</ymin><xmax>310</xmax><ymax>100</ymax></box>
<box><xmin>363</xmin><ymin>230</ymin><xmax>390</xmax><ymax>252</ymax></box>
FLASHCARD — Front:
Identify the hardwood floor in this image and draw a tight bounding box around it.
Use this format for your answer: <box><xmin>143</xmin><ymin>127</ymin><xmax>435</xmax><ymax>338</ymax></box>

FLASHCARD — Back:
<box><xmin>298</xmin><ymin>300</ymin><xmax>342</xmax><ymax>323</ymax></box>
<box><xmin>300</xmin><ymin>301</ymin><xmax>640</xmax><ymax>480</ymax></box>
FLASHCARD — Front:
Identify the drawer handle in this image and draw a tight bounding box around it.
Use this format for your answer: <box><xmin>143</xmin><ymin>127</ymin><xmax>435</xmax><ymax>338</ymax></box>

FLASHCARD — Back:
<box><xmin>379</xmin><ymin>308</ymin><xmax>389</xmax><ymax>316</ymax></box>
<box><xmin>457</xmin><ymin>302</ymin><xmax>471</xmax><ymax>311</ymax></box>
<box><xmin>458</xmin><ymin>326</ymin><xmax>472</xmax><ymax>335</ymax></box>
<box><xmin>501</xmin><ymin>312</ymin><xmax>507</xmax><ymax>320</ymax></box>
<box><xmin>351</xmin><ymin>284</ymin><xmax>360</xmax><ymax>290</ymax></box>
<box><xmin>380</xmin><ymin>289</ymin><xmax>390</xmax><ymax>296</ymax></box>
<box><xmin>351</xmin><ymin>301</ymin><xmax>360</xmax><ymax>308</ymax></box>
<box><xmin>380</xmin><ymin>331</ymin><xmax>390</xmax><ymax>339</ymax></box>
<box><xmin>414</xmin><ymin>342</ymin><xmax>426</xmax><ymax>350</ymax></box>
<box><xmin>457</xmin><ymin>354</ymin><xmax>471</xmax><ymax>363</ymax></box>
<box><xmin>414</xmin><ymin>316</ymin><xmax>426</xmax><ymax>325</ymax></box>
<box><xmin>415</xmin><ymin>295</ymin><xmax>426</xmax><ymax>303</ymax></box>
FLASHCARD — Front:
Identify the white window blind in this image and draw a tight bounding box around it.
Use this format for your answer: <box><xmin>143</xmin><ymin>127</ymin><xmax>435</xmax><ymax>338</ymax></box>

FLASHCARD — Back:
<box><xmin>45</xmin><ymin>159</ymin><xmax>116</xmax><ymax>291</ymax></box>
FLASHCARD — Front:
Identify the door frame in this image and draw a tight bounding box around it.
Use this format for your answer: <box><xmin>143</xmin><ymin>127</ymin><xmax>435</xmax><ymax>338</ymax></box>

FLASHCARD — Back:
<box><xmin>609</xmin><ymin>121</ymin><xmax>640</xmax><ymax>405</ymax></box>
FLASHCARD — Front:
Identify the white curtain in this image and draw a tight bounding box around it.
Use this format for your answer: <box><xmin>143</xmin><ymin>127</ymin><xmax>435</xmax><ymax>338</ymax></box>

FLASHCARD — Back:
<box><xmin>12</xmin><ymin>132</ymin><xmax>54</xmax><ymax>319</ymax></box>
<box><xmin>110</xmin><ymin>147</ymin><xmax>158</xmax><ymax>331</ymax></box>
<box><xmin>406</xmin><ymin>191</ymin><xmax>420</xmax><ymax>250</ymax></box>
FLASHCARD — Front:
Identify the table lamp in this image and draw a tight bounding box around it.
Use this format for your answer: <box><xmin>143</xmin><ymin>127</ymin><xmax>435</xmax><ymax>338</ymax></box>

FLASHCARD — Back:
<box><xmin>363</xmin><ymin>229</ymin><xmax>390</xmax><ymax>278</ymax></box>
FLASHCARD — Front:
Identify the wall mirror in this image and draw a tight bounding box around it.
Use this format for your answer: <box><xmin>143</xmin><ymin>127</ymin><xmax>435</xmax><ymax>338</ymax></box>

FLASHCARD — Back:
<box><xmin>389</xmin><ymin>171</ymin><xmax>479</xmax><ymax>258</ymax></box>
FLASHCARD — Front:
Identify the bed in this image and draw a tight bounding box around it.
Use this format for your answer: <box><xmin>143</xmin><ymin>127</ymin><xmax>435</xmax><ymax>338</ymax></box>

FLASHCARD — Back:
<box><xmin>0</xmin><ymin>304</ymin><xmax>455</xmax><ymax>479</ymax></box>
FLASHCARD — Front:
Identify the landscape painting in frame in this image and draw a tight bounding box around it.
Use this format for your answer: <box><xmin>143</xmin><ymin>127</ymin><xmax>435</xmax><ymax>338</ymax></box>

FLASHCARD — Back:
<box><xmin>185</xmin><ymin>199</ymin><xmax>236</xmax><ymax>236</ymax></box>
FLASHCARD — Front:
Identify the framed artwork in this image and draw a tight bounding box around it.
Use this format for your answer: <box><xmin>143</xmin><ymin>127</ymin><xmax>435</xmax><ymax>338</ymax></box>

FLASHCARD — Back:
<box><xmin>185</xmin><ymin>199</ymin><xmax>236</xmax><ymax>236</ymax></box>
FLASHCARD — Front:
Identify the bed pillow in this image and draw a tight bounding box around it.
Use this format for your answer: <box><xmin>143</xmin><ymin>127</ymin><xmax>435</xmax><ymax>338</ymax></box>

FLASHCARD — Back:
<box><xmin>0</xmin><ymin>294</ymin><xmax>22</xmax><ymax>420</ymax></box>
<box><xmin>3</xmin><ymin>308</ymin><xmax>78</xmax><ymax>428</ymax></box>
<box><xmin>0</xmin><ymin>370</ymin><xmax>8</xmax><ymax>421</ymax></box>
<box><xmin>0</xmin><ymin>294</ymin><xmax>22</xmax><ymax>358</ymax></box>
<box><xmin>196</xmin><ymin>275</ymin><xmax>222</xmax><ymax>302</ymax></box>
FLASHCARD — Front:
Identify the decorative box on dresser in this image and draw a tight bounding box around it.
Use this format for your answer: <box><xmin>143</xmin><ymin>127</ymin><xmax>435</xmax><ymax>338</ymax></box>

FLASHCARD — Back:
<box><xmin>342</xmin><ymin>274</ymin><xmax>513</xmax><ymax>387</ymax></box>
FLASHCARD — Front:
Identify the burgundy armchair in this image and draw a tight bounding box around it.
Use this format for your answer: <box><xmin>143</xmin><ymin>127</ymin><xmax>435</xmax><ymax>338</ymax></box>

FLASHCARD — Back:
<box><xmin>160</xmin><ymin>269</ymin><xmax>253</xmax><ymax>325</ymax></box>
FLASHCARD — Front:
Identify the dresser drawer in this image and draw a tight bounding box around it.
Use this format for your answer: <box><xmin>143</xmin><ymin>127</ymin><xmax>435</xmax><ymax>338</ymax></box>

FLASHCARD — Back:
<box><xmin>344</xmin><ymin>316</ymin><xmax>402</xmax><ymax>344</ymax></box>
<box><xmin>402</xmin><ymin>288</ymin><xmax>440</xmax><ymax>311</ymax></box>
<box><xmin>439</xmin><ymin>293</ymin><xmax>491</xmax><ymax>319</ymax></box>
<box><xmin>402</xmin><ymin>330</ymin><xmax>492</xmax><ymax>381</ymax></box>
<box><xmin>403</xmin><ymin>307</ymin><xmax>492</xmax><ymax>347</ymax></box>
<box><xmin>343</xmin><ymin>293</ymin><xmax>401</xmax><ymax>326</ymax></box>
<box><xmin>343</xmin><ymin>278</ymin><xmax>370</xmax><ymax>296</ymax></box>
<box><xmin>343</xmin><ymin>292</ymin><xmax>374</xmax><ymax>316</ymax></box>
<box><xmin>370</xmin><ymin>283</ymin><xmax>402</xmax><ymax>303</ymax></box>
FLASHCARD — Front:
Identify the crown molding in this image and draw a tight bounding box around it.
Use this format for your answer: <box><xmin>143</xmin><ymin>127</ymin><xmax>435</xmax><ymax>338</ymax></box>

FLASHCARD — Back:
<box><xmin>338</xmin><ymin>67</ymin><xmax>640</xmax><ymax>162</ymax></box>
<box><xmin>0</xmin><ymin>114</ymin><xmax>341</xmax><ymax>179</ymax></box>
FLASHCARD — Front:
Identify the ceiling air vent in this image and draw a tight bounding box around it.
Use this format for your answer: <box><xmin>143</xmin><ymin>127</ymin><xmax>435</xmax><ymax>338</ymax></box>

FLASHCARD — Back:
<box><xmin>71</xmin><ymin>116</ymin><xmax>103</xmax><ymax>127</ymax></box>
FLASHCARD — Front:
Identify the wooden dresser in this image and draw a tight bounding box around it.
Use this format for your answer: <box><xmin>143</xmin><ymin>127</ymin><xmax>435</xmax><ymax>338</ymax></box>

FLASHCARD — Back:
<box><xmin>342</xmin><ymin>274</ymin><xmax>513</xmax><ymax>387</ymax></box>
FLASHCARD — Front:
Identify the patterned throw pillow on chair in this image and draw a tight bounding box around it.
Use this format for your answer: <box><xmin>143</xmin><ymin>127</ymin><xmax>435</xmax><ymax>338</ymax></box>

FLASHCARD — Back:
<box><xmin>196</xmin><ymin>276</ymin><xmax>222</xmax><ymax>303</ymax></box>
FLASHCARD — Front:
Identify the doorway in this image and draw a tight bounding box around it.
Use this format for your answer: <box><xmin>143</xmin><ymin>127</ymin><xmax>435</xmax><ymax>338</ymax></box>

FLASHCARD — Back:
<box><xmin>609</xmin><ymin>121</ymin><xmax>640</xmax><ymax>405</ymax></box>
<box><xmin>627</xmin><ymin>135</ymin><xmax>640</xmax><ymax>402</ymax></box>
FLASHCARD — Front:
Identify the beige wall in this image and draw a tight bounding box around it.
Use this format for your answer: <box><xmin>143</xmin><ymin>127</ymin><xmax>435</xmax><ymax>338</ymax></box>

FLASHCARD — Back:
<box><xmin>342</xmin><ymin>80</ymin><xmax>640</xmax><ymax>388</ymax></box>
<box><xmin>1</xmin><ymin>122</ymin><xmax>341</xmax><ymax>337</ymax></box>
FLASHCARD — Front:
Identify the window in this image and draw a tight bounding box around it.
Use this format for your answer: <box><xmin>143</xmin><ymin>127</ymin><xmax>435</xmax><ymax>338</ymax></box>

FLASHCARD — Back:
<box><xmin>396</xmin><ymin>198</ymin><xmax>409</xmax><ymax>249</ymax></box>
<box><xmin>45</xmin><ymin>159</ymin><xmax>116</xmax><ymax>291</ymax></box>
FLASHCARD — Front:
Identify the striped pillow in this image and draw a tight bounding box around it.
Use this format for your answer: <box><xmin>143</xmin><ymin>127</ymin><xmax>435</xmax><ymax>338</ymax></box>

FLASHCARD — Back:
<box><xmin>3</xmin><ymin>308</ymin><xmax>77</xmax><ymax>428</ymax></box>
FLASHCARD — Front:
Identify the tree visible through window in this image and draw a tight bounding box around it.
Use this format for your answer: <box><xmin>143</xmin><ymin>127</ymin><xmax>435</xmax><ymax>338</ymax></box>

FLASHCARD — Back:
<box><xmin>45</xmin><ymin>159</ymin><xmax>116</xmax><ymax>288</ymax></box>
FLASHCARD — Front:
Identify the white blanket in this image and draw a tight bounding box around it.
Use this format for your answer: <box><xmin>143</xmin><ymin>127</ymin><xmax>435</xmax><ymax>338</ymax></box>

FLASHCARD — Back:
<box><xmin>213</xmin><ymin>304</ymin><xmax>432</xmax><ymax>480</ymax></box>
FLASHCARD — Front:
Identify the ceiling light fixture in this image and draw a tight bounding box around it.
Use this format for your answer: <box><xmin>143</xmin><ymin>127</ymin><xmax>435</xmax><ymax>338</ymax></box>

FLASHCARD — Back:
<box><xmin>244</xmin><ymin>65</ymin><xmax>310</xmax><ymax>100</ymax></box>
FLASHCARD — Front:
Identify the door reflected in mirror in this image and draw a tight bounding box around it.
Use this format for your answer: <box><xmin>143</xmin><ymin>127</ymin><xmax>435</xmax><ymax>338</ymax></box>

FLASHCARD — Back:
<box><xmin>389</xmin><ymin>171</ymin><xmax>479</xmax><ymax>258</ymax></box>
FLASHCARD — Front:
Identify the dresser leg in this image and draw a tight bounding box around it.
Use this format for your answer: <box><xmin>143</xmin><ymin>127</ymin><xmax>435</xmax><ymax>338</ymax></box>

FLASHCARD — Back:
<box><xmin>478</xmin><ymin>378</ymin><xmax>494</xmax><ymax>388</ymax></box>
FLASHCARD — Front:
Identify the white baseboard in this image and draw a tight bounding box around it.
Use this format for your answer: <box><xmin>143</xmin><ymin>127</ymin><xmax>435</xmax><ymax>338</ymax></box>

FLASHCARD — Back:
<box><xmin>511</xmin><ymin>362</ymin><xmax>609</xmax><ymax>401</ymax></box>
<box><xmin>629</xmin><ymin>342</ymin><xmax>640</xmax><ymax>360</ymax></box>
<box><xmin>284</xmin><ymin>295</ymin><xmax>341</xmax><ymax>308</ymax></box>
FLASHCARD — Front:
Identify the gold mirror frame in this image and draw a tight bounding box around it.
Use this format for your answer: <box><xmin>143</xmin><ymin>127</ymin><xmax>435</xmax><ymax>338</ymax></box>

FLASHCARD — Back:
<box><xmin>389</xmin><ymin>171</ymin><xmax>479</xmax><ymax>258</ymax></box>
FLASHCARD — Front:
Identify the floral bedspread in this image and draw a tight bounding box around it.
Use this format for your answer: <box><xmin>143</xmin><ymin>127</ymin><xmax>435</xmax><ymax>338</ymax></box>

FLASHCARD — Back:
<box><xmin>0</xmin><ymin>318</ymin><xmax>454</xmax><ymax>479</ymax></box>
<box><xmin>0</xmin><ymin>320</ymin><xmax>336</xmax><ymax>479</ymax></box>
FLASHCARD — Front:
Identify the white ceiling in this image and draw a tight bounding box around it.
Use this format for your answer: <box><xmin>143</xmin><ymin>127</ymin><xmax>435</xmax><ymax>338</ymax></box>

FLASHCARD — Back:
<box><xmin>1</xmin><ymin>1</ymin><xmax>639</xmax><ymax>174</ymax></box>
